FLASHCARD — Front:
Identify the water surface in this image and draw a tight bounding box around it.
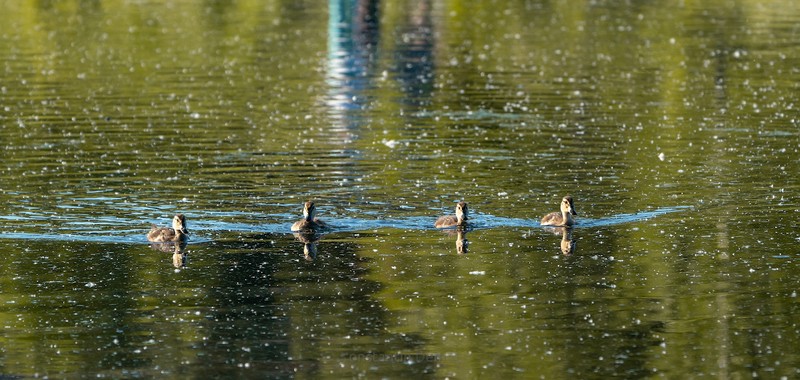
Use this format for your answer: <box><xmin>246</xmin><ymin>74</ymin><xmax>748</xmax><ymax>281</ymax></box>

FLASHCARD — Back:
<box><xmin>0</xmin><ymin>0</ymin><xmax>799</xmax><ymax>378</ymax></box>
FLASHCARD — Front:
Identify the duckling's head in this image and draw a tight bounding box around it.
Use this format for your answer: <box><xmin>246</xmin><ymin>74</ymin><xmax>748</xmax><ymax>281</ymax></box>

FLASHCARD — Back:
<box><xmin>561</xmin><ymin>196</ymin><xmax>577</xmax><ymax>216</ymax></box>
<box><xmin>456</xmin><ymin>201</ymin><xmax>469</xmax><ymax>222</ymax></box>
<box><xmin>302</xmin><ymin>201</ymin><xmax>317</xmax><ymax>221</ymax></box>
<box><xmin>172</xmin><ymin>214</ymin><xmax>189</xmax><ymax>235</ymax></box>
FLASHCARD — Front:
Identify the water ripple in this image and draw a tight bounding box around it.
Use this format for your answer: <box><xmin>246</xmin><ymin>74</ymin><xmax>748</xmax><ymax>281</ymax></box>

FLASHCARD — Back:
<box><xmin>578</xmin><ymin>206</ymin><xmax>693</xmax><ymax>228</ymax></box>
<box><xmin>0</xmin><ymin>206</ymin><xmax>690</xmax><ymax>244</ymax></box>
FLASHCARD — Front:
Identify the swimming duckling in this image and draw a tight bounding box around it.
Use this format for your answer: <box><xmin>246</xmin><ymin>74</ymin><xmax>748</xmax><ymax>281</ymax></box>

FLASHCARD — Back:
<box><xmin>147</xmin><ymin>214</ymin><xmax>189</xmax><ymax>242</ymax></box>
<box><xmin>291</xmin><ymin>201</ymin><xmax>329</xmax><ymax>232</ymax></box>
<box><xmin>540</xmin><ymin>196</ymin><xmax>578</xmax><ymax>226</ymax></box>
<box><xmin>434</xmin><ymin>201</ymin><xmax>468</xmax><ymax>228</ymax></box>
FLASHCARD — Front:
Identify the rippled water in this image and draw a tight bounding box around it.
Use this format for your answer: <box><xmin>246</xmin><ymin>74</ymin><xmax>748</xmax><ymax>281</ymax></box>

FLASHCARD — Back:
<box><xmin>1</xmin><ymin>0</ymin><xmax>799</xmax><ymax>378</ymax></box>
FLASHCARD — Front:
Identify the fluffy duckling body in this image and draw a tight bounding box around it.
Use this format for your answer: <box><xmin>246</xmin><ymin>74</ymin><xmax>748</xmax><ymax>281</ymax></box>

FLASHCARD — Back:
<box><xmin>147</xmin><ymin>214</ymin><xmax>189</xmax><ymax>242</ymax></box>
<box><xmin>291</xmin><ymin>201</ymin><xmax>329</xmax><ymax>232</ymax></box>
<box><xmin>434</xmin><ymin>201</ymin><xmax>469</xmax><ymax>228</ymax></box>
<box><xmin>540</xmin><ymin>196</ymin><xmax>578</xmax><ymax>227</ymax></box>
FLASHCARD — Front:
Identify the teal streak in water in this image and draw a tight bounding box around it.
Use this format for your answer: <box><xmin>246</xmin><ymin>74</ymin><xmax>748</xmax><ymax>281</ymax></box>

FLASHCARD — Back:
<box><xmin>0</xmin><ymin>206</ymin><xmax>690</xmax><ymax>244</ymax></box>
<box><xmin>0</xmin><ymin>232</ymin><xmax>214</xmax><ymax>244</ymax></box>
<box><xmin>577</xmin><ymin>206</ymin><xmax>693</xmax><ymax>228</ymax></box>
<box><xmin>450</xmin><ymin>206</ymin><xmax>691</xmax><ymax>229</ymax></box>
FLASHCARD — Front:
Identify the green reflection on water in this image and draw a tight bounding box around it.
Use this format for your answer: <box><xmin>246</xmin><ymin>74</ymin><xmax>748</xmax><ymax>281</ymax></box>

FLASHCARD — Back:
<box><xmin>0</xmin><ymin>0</ymin><xmax>799</xmax><ymax>378</ymax></box>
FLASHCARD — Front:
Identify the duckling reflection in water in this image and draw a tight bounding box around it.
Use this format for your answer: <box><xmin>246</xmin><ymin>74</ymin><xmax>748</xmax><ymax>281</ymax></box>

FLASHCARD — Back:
<box><xmin>438</xmin><ymin>227</ymin><xmax>469</xmax><ymax>254</ymax></box>
<box><xmin>456</xmin><ymin>230</ymin><xmax>468</xmax><ymax>254</ymax></box>
<box><xmin>147</xmin><ymin>214</ymin><xmax>189</xmax><ymax>242</ymax></box>
<box><xmin>291</xmin><ymin>201</ymin><xmax>330</xmax><ymax>232</ymax></box>
<box><xmin>544</xmin><ymin>226</ymin><xmax>576</xmax><ymax>256</ymax></box>
<box><xmin>540</xmin><ymin>196</ymin><xmax>577</xmax><ymax>227</ymax></box>
<box><xmin>294</xmin><ymin>231</ymin><xmax>321</xmax><ymax>261</ymax></box>
<box><xmin>434</xmin><ymin>201</ymin><xmax>468</xmax><ymax>228</ymax></box>
<box><xmin>148</xmin><ymin>240</ymin><xmax>188</xmax><ymax>267</ymax></box>
<box><xmin>172</xmin><ymin>243</ymin><xmax>188</xmax><ymax>268</ymax></box>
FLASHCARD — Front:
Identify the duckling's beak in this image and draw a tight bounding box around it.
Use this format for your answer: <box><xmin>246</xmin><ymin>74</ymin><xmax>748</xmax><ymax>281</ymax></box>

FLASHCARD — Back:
<box><xmin>181</xmin><ymin>227</ymin><xmax>189</xmax><ymax>234</ymax></box>
<box><xmin>571</xmin><ymin>209</ymin><xmax>578</xmax><ymax>216</ymax></box>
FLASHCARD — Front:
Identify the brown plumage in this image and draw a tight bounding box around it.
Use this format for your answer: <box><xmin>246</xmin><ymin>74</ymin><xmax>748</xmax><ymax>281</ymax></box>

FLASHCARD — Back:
<box><xmin>434</xmin><ymin>201</ymin><xmax>469</xmax><ymax>228</ymax></box>
<box><xmin>291</xmin><ymin>201</ymin><xmax>329</xmax><ymax>232</ymax></box>
<box><xmin>540</xmin><ymin>196</ymin><xmax>578</xmax><ymax>226</ymax></box>
<box><xmin>147</xmin><ymin>214</ymin><xmax>189</xmax><ymax>242</ymax></box>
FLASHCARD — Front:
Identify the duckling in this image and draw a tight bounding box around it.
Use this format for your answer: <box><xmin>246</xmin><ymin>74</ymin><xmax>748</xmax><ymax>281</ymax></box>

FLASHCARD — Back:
<box><xmin>434</xmin><ymin>201</ymin><xmax>468</xmax><ymax>228</ymax></box>
<box><xmin>291</xmin><ymin>201</ymin><xmax>329</xmax><ymax>232</ymax></box>
<box><xmin>147</xmin><ymin>214</ymin><xmax>189</xmax><ymax>242</ymax></box>
<box><xmin>540</xmin><ymin>196</ymin><xmax>578</xmax><ymax>226</ymax></box>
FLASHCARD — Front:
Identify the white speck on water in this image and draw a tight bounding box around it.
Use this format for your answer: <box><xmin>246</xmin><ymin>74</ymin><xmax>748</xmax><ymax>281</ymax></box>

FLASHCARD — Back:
<box><xmin>497</xmin><ymin>191</ymin><xmax>508</xmax><ymax>197</ymax></box>
<box><xmin>85</xmin><ymin>282</ymin><xmax>97</xmax><ymax>288</ymax></box>
<box><xmin>469</xmin><ymin>271</ymin><xmax>485</xmax><ymax>275</ymax></box>
<box><xmin>382</xmin><ymin>139</ymin><xmax>399</xmax><ymax>148</ymax></box>
<box><xmin>658</xmin><ymin>152</ymin><xmax>666</xmax><ymax>161</ymax></box>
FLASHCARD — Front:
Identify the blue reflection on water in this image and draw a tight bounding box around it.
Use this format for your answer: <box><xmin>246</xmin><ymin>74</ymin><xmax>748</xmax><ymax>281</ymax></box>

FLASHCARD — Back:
<box><xmin>578</xmin><ymin>206</ymin><xmax>693</xmax><ymax>228</ymax></box>
<box><xmin>0</xmin><ymin>206</ymin><xmax>690</xmax><ymax>244</ymax></box>
<box><xmin>0</xmin><ymin>232</ymin><xmax>148</xmax><ymax>244</ymax></box>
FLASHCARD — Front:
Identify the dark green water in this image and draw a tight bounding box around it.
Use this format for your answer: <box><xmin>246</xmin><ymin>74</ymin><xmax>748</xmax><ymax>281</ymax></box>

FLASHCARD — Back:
<box><xmin>1</xmin><ymin>0</ymin><xmax>798</xmax><ymax>378</ymax></box>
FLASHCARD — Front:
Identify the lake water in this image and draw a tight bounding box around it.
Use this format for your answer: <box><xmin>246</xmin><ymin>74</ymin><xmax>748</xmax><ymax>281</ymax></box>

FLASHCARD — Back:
<box><xmin>1</xmin><ymin>0</ymin><xmax>799</xmax><ymax>378</ymax></box>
